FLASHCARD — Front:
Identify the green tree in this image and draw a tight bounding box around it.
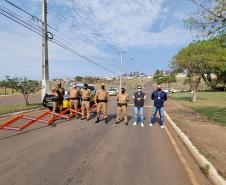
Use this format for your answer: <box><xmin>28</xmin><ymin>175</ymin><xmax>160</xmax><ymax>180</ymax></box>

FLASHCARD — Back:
<box><xmin>74</xmin><ymin>76</ymin><xmax>83</xmax><ymax>82</ymax></box>
<box><xmin>5</xmin><ymin>76</ymin><xmax>41</xmax><ymax>105</ymax></box>
<box><xmin>153</xmin><ymin>70</ymin><xmax>164</xmax><ymax>84</ymax></box>
<box><xmin>0</xmin><ymin>80</ymin><xmax>10</xmax><ymax>95</ymax></box>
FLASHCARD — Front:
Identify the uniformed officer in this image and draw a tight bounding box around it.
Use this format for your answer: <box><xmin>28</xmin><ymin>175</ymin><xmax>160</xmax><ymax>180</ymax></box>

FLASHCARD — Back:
<box><xmin>80</xmin><ymin>83</ymin><xmax>91</xmax><ymax>120</ymax></box>
<box><xmin>68</xmin><ymin>82</ymin><xmax>80</xmax><ymax>118</ymax></box>
<box><xmin>51</xmin><ymin>80</ymin><xmax>65</xmax><ymax>113</ymax></box>
<box><xmin>95</xmin><ymin>83</ymin><xmax>109</xmax><ymax>124</ymax></box>
<box><xmin>116</xmin><ymin>87</ymin><xmax>129</xmax><ymax>125</ymax></box>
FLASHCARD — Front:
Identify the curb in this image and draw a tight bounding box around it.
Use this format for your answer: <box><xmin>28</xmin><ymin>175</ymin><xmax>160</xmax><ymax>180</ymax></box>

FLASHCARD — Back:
<box><xmin>165</xmin><ymin>111</ymin><xmax>226</xmax><ymax>185</ymax></box>
<box><xmin>0</xmin><ymin>107</ymin><xmax>45</xmax><ymax>118</ymax></box>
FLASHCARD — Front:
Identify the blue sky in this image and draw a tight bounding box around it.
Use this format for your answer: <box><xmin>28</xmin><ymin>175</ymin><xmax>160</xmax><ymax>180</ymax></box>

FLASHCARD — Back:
<box><xmin>0</xmin><ymin>0</ymin><xmax>197</xmax><ymax>80</ymax></box>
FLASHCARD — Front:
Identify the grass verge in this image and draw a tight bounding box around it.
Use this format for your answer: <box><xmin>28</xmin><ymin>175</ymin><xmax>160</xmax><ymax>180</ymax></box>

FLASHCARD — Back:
<box><xmin>0</xmin><ymin>103</ymin><xmax>43</xmax><ymax>115</ymax></box>
<box><xmin>171</xmin><ymin>92</ymin><xmax>226</xmax><ymax>126</ymax></box>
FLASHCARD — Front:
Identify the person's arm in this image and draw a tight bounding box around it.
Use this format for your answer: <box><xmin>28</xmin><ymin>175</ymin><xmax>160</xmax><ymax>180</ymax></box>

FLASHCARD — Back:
<box><xmin>62</xmin><ymin>88</ymin><xmax>65</xmax><ymax>97</ymax></box>
<box><xmin>127</xmin><ymin>94</ymin><xmax>129</xmax><ymax>102</ymax></box>
<box><xmin>144</xmin><ymin>93</ymin><xmax>146</xmax><ymax>101</ymax></box>
<box><xmin>151</xmin><ymin>92</ymin><xmax>155</xmax><ymax>100</ymax></box>
<box><xmin>116</xmin><ymin>94</ymin><xmax>119</xmax><ymax>102</ymax></box>
<box><xmin>94</xmin><ymin>91</ymin><xmax>98</xmax><ymax>103</ymax></box>
<box><xmin>164</xmin><ymin>92</ymin><xmax>167</xmax><ymax>101</ymax></box>
<box><xmin>133</xmin><ymin>94</ymin><xmax>135</xmax><ymax>99</ymax></box>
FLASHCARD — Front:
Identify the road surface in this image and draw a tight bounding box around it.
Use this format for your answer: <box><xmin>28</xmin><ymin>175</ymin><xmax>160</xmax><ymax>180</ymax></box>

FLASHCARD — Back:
<box><xmin>0</xmin><ymin>82</ymin><xmax>211</xmax><ymax>185</ymax></box>
<box><xmin>0</xmin><ymin>100</ymin><xmax>211</xmax><ymax>185</ymax></box>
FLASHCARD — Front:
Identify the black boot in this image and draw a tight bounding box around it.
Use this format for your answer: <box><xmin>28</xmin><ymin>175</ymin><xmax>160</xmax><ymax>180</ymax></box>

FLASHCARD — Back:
<box><xmin>105</xmin><ymin>118</ymin><xmax>108</xmax><ymax>124</ymax></box>
<box><xmin>95</xmin><ymin>117</ymin><xmax>100</xmax><ymax>123</ymax></box>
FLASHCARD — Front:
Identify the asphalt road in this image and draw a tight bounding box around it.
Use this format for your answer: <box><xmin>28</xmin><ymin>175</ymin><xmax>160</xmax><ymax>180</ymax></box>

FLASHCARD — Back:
<box><xmin>0</xmin><ymin>83</ymin><xmax>211</xmax><ymax>185</ymax></box>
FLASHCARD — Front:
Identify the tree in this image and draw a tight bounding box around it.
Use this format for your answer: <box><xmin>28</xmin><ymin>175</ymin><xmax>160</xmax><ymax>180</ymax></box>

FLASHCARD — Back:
<box><xmin>172</xmin><ymin>38</ymin><xmax>226</xmax><ymax>101</ymax></box>
<box><xmin>0</xmin><ymin>80</ymin><xmax>10</xmax><ymax>95</ymax></box>
<box><xmin>74</xmin><ymin>76</ymin><xmax>83</xmax><ymax>82</ymax></box>
<box><xmin>5</xmin><ymin>76</ymin><xmax>41</xmax><ymax>105</ymax></box>
<box><xmin>153</xmin><ymin>70</ymin><xmax>164</xmax><ymax>84</ymax></box>
<box><xmin>185</xmin><ymin>0</ymin><xmax>226</xmax><ymax>38</ymax></box>
<box><xmin>171</xmin><ymin>43</ymin><xmax>204</xmax><ymax>102</ymax></box>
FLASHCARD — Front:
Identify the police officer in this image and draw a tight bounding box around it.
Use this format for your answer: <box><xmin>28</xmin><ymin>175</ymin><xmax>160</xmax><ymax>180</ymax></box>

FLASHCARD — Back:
<box><xmin>133</xmin><ymin>85</ymin><xmax>146</xmax><ymax>127</ymax></box>
<box><xmin>68</xmin><ymin>82</ymin><xmax>80</xmax><ymax>118</ymax></box>
<box><xmin>116</xmin><ymin>87</ymin><xmax>129</xmax><ymax>125</ymax></box>
<box><xmin>95</xmin><ymin>83</ymin><xmax>109</xmax><ymax>124</ymax></box>
<box><xmin>51</xmin><ymin>80</ymin><xmax>65</xmax><ymax>114</ymax></box>
<box><xmin>80</xmin><ymin>83</ymin><xmax>91</xmax><ymax>120</ymax></box>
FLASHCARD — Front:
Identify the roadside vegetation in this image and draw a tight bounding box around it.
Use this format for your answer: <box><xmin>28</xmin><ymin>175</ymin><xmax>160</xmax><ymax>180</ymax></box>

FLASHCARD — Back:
<box><xmin>0</xmin><ymin>103</ymin><xmax>42</xmax><ymax>115</ymax></box>
<box><xmin>171</xmin><ymin>92</ymin><xmax>226</xmax><ymax>126</ymax></box>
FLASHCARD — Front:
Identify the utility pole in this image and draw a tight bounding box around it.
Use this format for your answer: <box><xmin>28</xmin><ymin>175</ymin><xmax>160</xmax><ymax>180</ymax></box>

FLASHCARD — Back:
<box><xmin>119</xmin><ymin>51</ymin><xmax>126</xmax><ymax>90</ymax></box>
<box><xmin>41</xmin><ymin>0</ymin><xmax>49</xmax><ymax>100</ymax></box>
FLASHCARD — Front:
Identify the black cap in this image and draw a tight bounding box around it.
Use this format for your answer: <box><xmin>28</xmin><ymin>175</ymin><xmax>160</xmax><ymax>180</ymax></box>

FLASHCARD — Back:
<box><xmin>84</xmin><ymin>83</ymin><xmax>88</xmax><ymax>88</ymax></box>
<box><xmin>121</xmin><ymin>87</ymin><xmax>126</xmax><ymax>91</ymax></box>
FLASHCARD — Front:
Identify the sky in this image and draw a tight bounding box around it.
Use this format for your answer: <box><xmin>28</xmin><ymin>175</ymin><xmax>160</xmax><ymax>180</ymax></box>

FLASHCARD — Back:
<box><xmin>0</xmin><ymin>0</ymin><xmax>197</xmax><ymax>80</ymax></box>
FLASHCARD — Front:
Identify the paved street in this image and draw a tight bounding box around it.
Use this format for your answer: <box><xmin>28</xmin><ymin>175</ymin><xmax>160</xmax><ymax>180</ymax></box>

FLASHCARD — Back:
<box><xmin>0</xmin><ymin>98</ymin><xmax>211</xmax><ymax>185</ymax></box>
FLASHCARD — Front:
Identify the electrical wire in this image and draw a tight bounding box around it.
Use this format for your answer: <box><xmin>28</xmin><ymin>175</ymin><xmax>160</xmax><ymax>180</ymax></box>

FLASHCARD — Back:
<box><xmin>0</xmin><ymin>4</ymin><xmax>118</xmax><ymax>75</ymax></box>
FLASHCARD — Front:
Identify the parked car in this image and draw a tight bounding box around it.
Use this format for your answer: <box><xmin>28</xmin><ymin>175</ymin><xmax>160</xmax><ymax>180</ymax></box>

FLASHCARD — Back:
<box><xmin>108</xmin><ymin>88</ymin><xmax>119</xmax><ymax>96</ymax></box>
<box><xmin>169</xmin><ymin>88</ymin><xmax>180</xmax><ymax>93</ymax></box>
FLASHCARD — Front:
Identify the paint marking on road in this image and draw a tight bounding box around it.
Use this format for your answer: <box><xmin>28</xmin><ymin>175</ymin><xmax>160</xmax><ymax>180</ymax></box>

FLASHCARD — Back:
<box><xmin>165</xmin><ymin>124</ymin><xmax>201</xmax><ymax>185</ymax></box>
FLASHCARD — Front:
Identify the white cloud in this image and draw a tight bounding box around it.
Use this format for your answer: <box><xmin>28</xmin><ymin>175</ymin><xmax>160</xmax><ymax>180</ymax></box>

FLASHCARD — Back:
<box><xmin>47</xmin><ymin>0</ymin><xmax>191</xmax><ymax>49</ymax></box>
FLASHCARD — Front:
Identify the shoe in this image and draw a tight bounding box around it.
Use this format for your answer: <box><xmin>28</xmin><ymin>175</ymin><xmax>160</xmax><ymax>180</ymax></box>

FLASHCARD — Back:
<box><xmin>160</xmin><ymin>125</ymin><xmax>164</xmax><ymax>129</ymax></box>
<box><xmin>51</xmin><ymin>123</ymin><xmax>56</xmax><ymax>127</ymax></box>
<box><xmin>115</xmin><ymin>122</ymin><xmax>120</xmax><ymax>124</ymax></box>
<box><xmin>105</xmin><ymin>118</ymin><xmax>108</xmax><ymax>124</ymax></box>
<box><xmin>125</xmin><ymin>122</ymin><xmax>128</xmax><ymax>126</ymax></box>
<box><xmin>87</xmin><ymin>118</ymin><xmax>90</xmax><ymax>121</ymax></box>
<box><xmin>80</xmin><ymin>117</ymin><xmax>85</xmax><ymax>120</ymax></box>
<box><xmin>141</xmin><ymin>123</ymin><xmax>144</xmax><ymax>127</ymax></box>
<box><xmin>95</xmin><ymin>118</ymin><xmax>100</xmax><ymax>123</ymax></box>
<box><xmin>133</xmin><ymin>122</ymin><xmax>137</xmax><ymax>126</ymax></box>
<box><xmin>149</xmin><ymin>123</ymin><xmax>153</xmax><ymax>127</ymax></box>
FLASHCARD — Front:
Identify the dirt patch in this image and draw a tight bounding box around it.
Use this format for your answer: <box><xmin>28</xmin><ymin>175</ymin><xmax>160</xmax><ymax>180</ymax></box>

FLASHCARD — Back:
<box><xmin>166</xmin><ymin>99</ymin><xmax>226</xmax><ymax>179</ymax></box>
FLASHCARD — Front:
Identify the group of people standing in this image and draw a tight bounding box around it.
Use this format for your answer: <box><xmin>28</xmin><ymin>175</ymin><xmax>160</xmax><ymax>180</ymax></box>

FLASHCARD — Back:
<box><xmin>51</xmin><ymin>81</ymin><xmax>167</xmax><ymax>128</ymax></box>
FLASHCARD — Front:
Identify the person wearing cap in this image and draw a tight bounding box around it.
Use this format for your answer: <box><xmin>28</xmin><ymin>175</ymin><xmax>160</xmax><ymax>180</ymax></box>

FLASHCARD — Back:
<box><xmin>51</xmin><ymin>80</ymin><xmax>65</xmax><ymax>114</ymax></box>
<box><xmin>80</xmin><ymin>83</ymin><xmax>91</xmax><ymax>120</ymax></box>
<box><xmin>150</xmin><ymin>84</ymin><xmax>167</xmax><ymax>128</ymax></box>
<box><xmin>133</xmin><ymin>85</ymin><xmax>146</xmax><ymax>127</ymax></box>
<box><xmin>68</xmin><ymin>82</ymin><xmax>81</xmax><ymax>118</ymax></box>
<box><xmin>116</xmin><ymin>87</ymin><xmax>129</xmax><ymax>125</ymax></box>
<box><xmin>95</xmin><ymin>83</ymin><xmax>110</xmax><ymax>124</ymax></box>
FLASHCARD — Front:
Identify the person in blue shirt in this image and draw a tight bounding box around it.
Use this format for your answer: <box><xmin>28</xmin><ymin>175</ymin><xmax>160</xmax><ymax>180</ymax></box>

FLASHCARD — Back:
<box><xmin>150</xmin><ymin>84</ymin><xmax>167</xmax><ymax>128</ymax></box>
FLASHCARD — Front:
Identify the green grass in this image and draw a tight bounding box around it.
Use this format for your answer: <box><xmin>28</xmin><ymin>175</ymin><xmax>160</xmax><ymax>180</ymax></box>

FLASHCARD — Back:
<box><xmin>0</xmin><ymin>103</ymin><xmax>43</xmax><ymax>115</ymax></box>
<box><xmin>171</xmin><ymin>92</ymin><xmax>226</xmax><ymax>126</ymax></box>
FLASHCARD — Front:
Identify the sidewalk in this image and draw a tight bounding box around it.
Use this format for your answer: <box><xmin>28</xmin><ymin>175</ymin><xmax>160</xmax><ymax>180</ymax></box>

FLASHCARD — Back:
<box><xmin>166</xmin><ymin>99</ymin><xmax>226</xmax><ymax>179</ymax></box>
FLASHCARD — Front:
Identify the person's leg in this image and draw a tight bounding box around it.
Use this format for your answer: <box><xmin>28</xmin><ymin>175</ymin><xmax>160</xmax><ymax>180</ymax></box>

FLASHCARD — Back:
<box><xmin>150</xmin><ymin>106</ymin><xmax>158</xmax><ymax>124</ymax></box>
<box><xmin>96</xmin><ymin>103</ymin><xmax>101</xmax><ymax>118</ymax></box>
<box><xmin>69</xmin><ymin>100</ymin><xmax>75</xmax><ymax>117</ymax></box>
<box><xmin>116</xmin><ymin>106</ymin><xmax>121</xmax><ymax>123</ymax></box>
<box><xmin>139</xmin><ymin>107</ymin><xmax>144</xmax><ymax>127</ymax></box>
<box><xmin>122</xmin><ymin>105</ymin><xmax>128</xmax><ymax>124</ymax></box>
<box><xmin>59</xmin><ymin>101</ymin><xmax>63</xmax><ymax>112</ymax></box>
<box><xmin>159</xmin><ymin>107</ymin><xmax>165</xmax><ymax>127</ymax></box>
<box><xmin>103</xmin><ymin>103</ymin><xmax>108</xmax><ymax>119</ymax></box>
<box><xmin>86</xmin><ymin>101</ymin><xmax>90</xmax><ymax>119</ymax></box>
<box><xmin>53</xmin><ymin>101</ymin><xmax>58</xmax><ymax>113</ymax></box>
<box><xmin>134</xmin><ymin>107</ymin><xmax>138</xmax><ymax>124</ymax></box>
<box><xmin>140</xmin><ymin>107</ymin><xmax>144</xmax><ymax>123</ymax></box>
<box><xmin>81</xmin><ymin>102</ymin><xmax>86</xmax><ymax>119</ymax></box>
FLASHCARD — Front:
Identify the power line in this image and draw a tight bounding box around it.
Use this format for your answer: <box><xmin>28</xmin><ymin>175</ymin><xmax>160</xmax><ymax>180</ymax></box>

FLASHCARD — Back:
<box><xmin>3</xmin><ymin>0</ymin><xmax>103</xmax><ymax>58</ymax></box>
<box><xmin>0</xmin><ymin>4</ymin><xmax>117</xmax><ymax>75</ymax></box>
